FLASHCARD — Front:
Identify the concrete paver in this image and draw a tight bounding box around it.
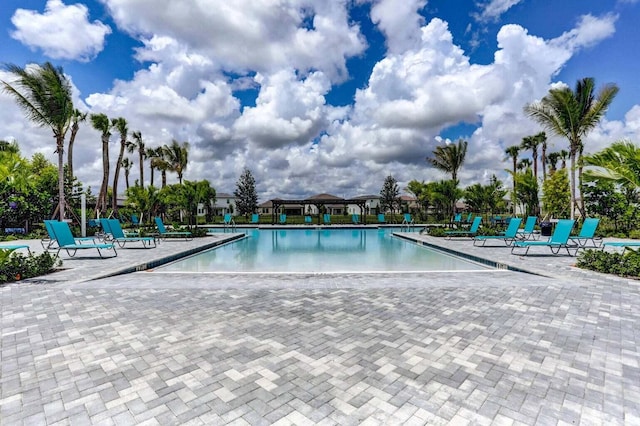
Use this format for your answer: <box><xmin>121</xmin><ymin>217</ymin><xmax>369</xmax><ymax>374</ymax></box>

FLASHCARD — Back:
<box><xmin>1</xmin><ymin>230</ymin><xmax>639</xmax><ymax>424</ymax></box>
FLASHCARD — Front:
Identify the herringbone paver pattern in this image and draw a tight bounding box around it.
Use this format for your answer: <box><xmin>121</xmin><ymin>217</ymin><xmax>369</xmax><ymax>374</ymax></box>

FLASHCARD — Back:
<box><xmin>2</xmin><ymin>272</ymin><xmax>640</xmax><ymax>424</ymax></box>
<box><xmin>2</xmin><ymin>232</ymin><xmax>640</xmax><ymax>424</ymax></box>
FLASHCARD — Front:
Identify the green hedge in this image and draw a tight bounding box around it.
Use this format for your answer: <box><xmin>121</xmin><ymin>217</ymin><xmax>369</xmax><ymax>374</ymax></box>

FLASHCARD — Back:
<box><xmin>576</xmin><ymin>248</ymin><xmax>640</xmax><ymax>278</ymax></box>
<box><xmin>0</xmin><ymin>250</ymin><xmax>60</xmax><ymax>284</ymax></box>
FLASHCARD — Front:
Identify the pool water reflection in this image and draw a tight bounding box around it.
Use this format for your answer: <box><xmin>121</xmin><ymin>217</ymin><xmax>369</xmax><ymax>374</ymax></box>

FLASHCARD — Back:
<box><xmin>157</xmin><ymin>228</ymin><xmax>489</xmax><ymax>273</ymax></box>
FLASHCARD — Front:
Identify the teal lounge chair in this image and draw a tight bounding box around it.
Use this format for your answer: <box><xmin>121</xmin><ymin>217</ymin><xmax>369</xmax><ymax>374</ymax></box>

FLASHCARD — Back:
<box><xmin>279</xmin><ymin>214</ymin><xmax>287</xmax><ymax>224</ymax></box>
<box><xmin>223</xmin><ymin>213</ymin><xmax>235</xmax><ymax>226</ymax></box>
<box><xmin>464</xmin><ymin>213</ymin><xmax>473</xmax><ymax>224</ymax></box>
<box><xmin>323</xmin><ymin>214</ymin><xmax>331</xmax><ymax>224</ymax></box>
<box><xmin>154</xmin><ymin>217</ymin><xmax>193</xmax><ymax>240</ymax></box>
<box><xmin>304</xmin><ymin>215</ymin><xmax>312</xmax><ymax>225</ymax></box>
<box><xmin>0</xmin><ymin>244</ymin><xmax>31</xmax><ymax>255</ymax></box>
<box><xmin>474</xmin><ymin>218</ymin><xmax>521</xmax><ymax>246</ymax></box>
<box><xmin>570</xmin><ymin>218</ymin><xmax>601</xmax><ymax>248</ymax></box>
<box><xmin>99</xmin><ymin>218</ymin><xmax>139</xmax><ymax>240</ymax></box>
<box><xmin>107</xmin><ymin>219</ymin><xmax>156</xmax><ymax>248</ymax></box>
<box><xmin>250</xmin><ymin>214</ymin><xmax>260</xmax><ymax>224</ymax></box>
<box><xmin>378</xmin><ymin>214</ymin><xmax>386</xmax><ymax>224</ymax></box>
<box><xmin>50</xmin><ymin>221</ymin><xmax>116</xmax><ymax>258</ymax></box>
<box><xmin>131</xmin><ymin>214</ymin><xmax>140</xmax><ymax>225</ymax></box>
<box><xmin>516</xmin><ymin>216</ymin><xmax>538</xmax><ymax>240</ymax></box>
<box><xmin>352</xmin><ymin>214</ymin><xmax>360</xmax><ymax>224</ymax></box>
<box><xmin>445</xmin><ymin>216</ymin><xmax>482</xmax><ymax>239</ymax></box>
<box><xmin>511</xmin><ymin>219</ymin><xmax>577</xmax><ymax>256</ymax></box>
<box><xmin>452</xmin><ymin>213</ymin><xmax>462</xmax><ymax>226</ymax></box>
<box><xmin>402</xmin><ymin>213</ymin><xmax>414</xmax><ymax>225</ymax></box>
<box><xmin>42</xmin><ymin>219</ymin><xmax>97</xmax><ymax>249</ymax></box>
<box><xmin>602</xmin><ymin>241</ymin><xmax>640</xmax><ymax>250</ymax></box>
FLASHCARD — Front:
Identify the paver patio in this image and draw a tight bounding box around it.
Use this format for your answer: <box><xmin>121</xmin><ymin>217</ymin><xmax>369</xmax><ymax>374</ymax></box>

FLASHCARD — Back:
<box><xmin>1</xmin><ymin>230</ymin><xmax>639</xmax><ymax>424</ymax></box>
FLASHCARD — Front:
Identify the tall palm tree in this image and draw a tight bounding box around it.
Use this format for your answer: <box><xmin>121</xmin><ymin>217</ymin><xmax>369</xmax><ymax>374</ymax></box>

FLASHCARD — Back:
<box><xmin>520</xmin><ymin>135</ymin><xmax>540</xmax><ymax>181</ymax></box>
<box><xmin>163</xmin><ymin>139</ymin><xmax>190</xmax><ymax>184</ymax></box>
<box><xmin>504</xmin><ymin>145</ymin><xmax>520</xmax><ymax>214</ymax></box>
<box><xmin>546</xmin><ymin>151</ymin><xmax>561</xmax><ymax>174</ymax></box>
<box><xmin>517</xmin><ymin>158</ymin><xmax>532</xmax><ymax>171</ymax></box>
<box><xmin>122</xmin><ymin>157</ymin><xmax>133</xmax><ymax>189</ymax></box>
<box><xmin>525</xmin><ymin>77</ymin><xmax>619</xmax><ymax>219</ymax></box>
<box><xmin>145</xmin><ymin>146</ymin><xmax>160</xmax><ymax>187</ymax></box>
<box><xmin>111</xmin><ymin>117</ymin><xmax>128</xmax><ymax>214</ymax></box>
<box><xmin>90</xmin><ymin>113</ymin><xmax>111</xmax><ymax>216</ymax></box>
<box><xmin>2</xmin><ymin>62</ymin><xmax>73</xmax><ymax>219</ymax></box>
<box><xmin>559</xmin><ymin>150</ymin><xmax>569</xmax><ymax>169</ymax></box>
<box><xmin>426</xmin><ymin>138</ymin><xmax>468</xmax><ymax>182</ymax></box>
<box><xmin>536</xmin><ymin>132</ymin><xmax>548</xmax><ymax>181</ymax></box>
<box><xmin>66</xmin><ymin>109</ymin><xmax>87</xmax><ymax>185</ymax></box>
<box><xmin>128</xmin><ymin>130</ymin><xmax>145</xmax><ymax>187</ymax></box>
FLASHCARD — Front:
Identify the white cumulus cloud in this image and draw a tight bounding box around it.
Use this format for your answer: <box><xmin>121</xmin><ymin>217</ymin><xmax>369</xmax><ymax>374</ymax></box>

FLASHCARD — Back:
<box><xmin>10</xmin><ymin>0</ymin><xmax>111</xmax><ymax>61</ymax></box>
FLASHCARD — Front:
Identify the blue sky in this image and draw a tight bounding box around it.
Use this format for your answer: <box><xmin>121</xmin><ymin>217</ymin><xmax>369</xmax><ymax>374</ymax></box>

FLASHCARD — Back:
<box><xmin>1</xmin><ymin>0</ymin><xmax>639</xmax><ymax>199</ymax></box>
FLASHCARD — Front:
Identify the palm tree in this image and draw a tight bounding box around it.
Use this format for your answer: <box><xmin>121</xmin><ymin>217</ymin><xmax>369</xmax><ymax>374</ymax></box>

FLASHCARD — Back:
<box><xmin>163</xmin><ymin>139</ymin><xmax>190</xmax><ymax>184</ymax></box>
<box><xmin>546</xmin><ymin>152</ymin><xmax>561</xmax><ymax>174</ymax></box>
<box><xmin>525</xmin><ymin>77</ymin><xmax>619</xmax><ymax>219</ymax></box>
<box><xmin>90</xmin><ymin>113</ymin><xmax>111</xmax><ymax>216</ymax></box>
<box><xmin>145</xmin><ymin>146</ymin><xmax>160</xmax><ymax>187</ymax></box>
<box><xmin>517</xmin><ymin>158</ymin><xmax>532</xmax><ymax>171</ymax></box>
<box><xmin>67</xmin><ymin>109</ymin><xmax>87</xmax><ymax>185</ymax></box>
<box><xmin>122</xmin><ymin>158</ymin><xmax>133</xmax><ymax>189</ymax></box>
<box><xmin>559</xmin><ymin>150</ymin><xmax>569</xmax><ymax>169</ymax></box>
<box><xmin>536</xmin><ymin>132</ymin><xmax>548</xmax><ymax>181</ymax></box>
<box><xmin>504</xmin><ymin>145</ymin><xmax>520</xmax><ymax>214</ymax></box>
<box><xmin>584</xmin><ymin>140</ymin><xmax>640</xmax><ymax>190</ymax></box>
<box><xmin>520</xmin><ymin>135</ymin><xmax>540</xmax><ymax>181</ymax></box>
<box><xmin>128</xmin><ymin>131</ymin><xmax>145</xmax><ymax>186</ymax></box>
<box><xmin>2</xmin><ymin>62</ymin><xmax>73</xmax><ymax>219</ymax></box>
<box><xmin>111</xmin><ymin>117</ymin><xmax>128</xmax><ymax>214</ymax></box>
<box><xmin>426</xmin><ymin>138</ymin><xmax>468</xmax><ymax>182</ymax></box>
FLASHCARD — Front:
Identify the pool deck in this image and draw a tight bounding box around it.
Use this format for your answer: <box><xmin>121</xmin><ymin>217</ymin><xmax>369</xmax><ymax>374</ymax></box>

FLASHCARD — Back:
<box><xmin>1</xmin><ymin>231</ymin><xmax>639</xmax><ymax>424</ymax></box>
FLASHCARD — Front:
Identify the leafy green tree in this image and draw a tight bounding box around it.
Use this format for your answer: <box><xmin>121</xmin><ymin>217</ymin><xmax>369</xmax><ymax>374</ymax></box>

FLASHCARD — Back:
<box><xmin>405</xmin><ymin>180</ymin><xmax>430</xmax><ymax>219</ymax></box>
<box><xmin>464</xmin><ymin>176</ymin><xmax>507</xmax><ymax>216</ymax></box>
<box><xmin>542</xmin><ymin>168</ymin><xmax>570</xmax><ymax>218</ymax></box>
<box><xmin>430</xmin><ymin>180</ymin><xmax>462</xmax><ymax>221</ymax></box>
<box><xmin>525</xmin><ymin>77</ymin><xmax>619</xmax><ymax>219</ymax></box>
<box><xmin>515</xmin><ymin>169</ymin><xmax>539</xmax><ymax>216</ymax></box>
<box><xmin>2</xmin><ymin>62</ymin><xmax>73</xmax><ymax>219</ymax></box>
<box><xmin>379</xmin><ymin>175</ymin><xmax>400</xmax><ymax>214</ymax></box>
<box><xmin>234</xmin><ymin>168</ymin><xmax>258</xmax><ymax>217</ymax></box>
<box><xmin>582</xmin><ymin>178</ymin><xmax>626</xmax><ymax>230</ymax></box>
<box><xmin>125</xmin><ymin>185</ymin><xmax>161</xmax><ymax>225</ymax></box>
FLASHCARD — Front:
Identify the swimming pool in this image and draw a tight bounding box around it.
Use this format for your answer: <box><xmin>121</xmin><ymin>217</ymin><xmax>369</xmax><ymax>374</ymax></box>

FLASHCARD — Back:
<box><xmin>156</xmin><ymin>228</ymin><xmax>490</xmax><ymax>273</ymax></box>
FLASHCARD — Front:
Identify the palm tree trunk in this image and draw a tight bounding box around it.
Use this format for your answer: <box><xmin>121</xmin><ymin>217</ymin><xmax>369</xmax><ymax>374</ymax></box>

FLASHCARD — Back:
<box><xmin>577</xmin><ymin>144</ymin><xmax>585</xmax><ymax>217</ymax></box>
<box><xmin>125</xmin><ymin>171</ymin><xmax>130</xmax><ymax>189</ymax></box>
<box><xmin>98</xmin><ymin>137</ymin><xmax>110</xmax><ymax>216</ymax></box>
<box><xmin>56</xmin><ymin>137</ymin><xmax>66</xmax><ymax>220</ymax></box>
<box><xmin>112</xmin><ymin>142</ymin><xmax>125</xmax><ymax>214</ymax></box>
<box><xmin>150</xmin><ymin>166</ymin><xmax>155</xmax><ymax>187</ymax></box>
<box><xmin>512</xmin><ymin>158</ymin><xmax>517</xmax><ymax>215</ymax></box>
<box><xmin>67</xmin><ymin>122</ymin><xmax>79</xmax><ymax>185</ymax></box>
<box><xmin>139</xmin><ymin>148</ymin><xmax>144</xmax><ymax>186</ymax></box>
<box><xmin>569</xmin><ymin>147</ymin><xmax>577</xmax><ymax>220</ymax></box>
<box><xmin>162</xmin><ymin>170</ymin><xmax>167</xmax><ymax>188</ymax></box>
<box><xmin>541</xmin><ymin>144</ymin><xmax>547</xmax><ymax>181</ymax></box>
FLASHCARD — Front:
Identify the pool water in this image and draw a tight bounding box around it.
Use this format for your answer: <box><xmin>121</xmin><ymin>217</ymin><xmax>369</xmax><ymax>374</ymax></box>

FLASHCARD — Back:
<box><xmin>156</xmin><ymin>228</ymin><xmax>489</xmax><ymax>273</ymax></box>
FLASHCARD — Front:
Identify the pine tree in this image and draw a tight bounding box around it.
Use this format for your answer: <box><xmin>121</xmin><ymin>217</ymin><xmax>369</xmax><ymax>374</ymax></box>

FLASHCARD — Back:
<box><xmin>380</xmin><ymin>175</ymin><xmax>400</xmax><ymax>214</ymax></box>
<box><xmin>234</xmin><ymin>168</ymin><xmax>258</xmax><ymax>217</ymax></box>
